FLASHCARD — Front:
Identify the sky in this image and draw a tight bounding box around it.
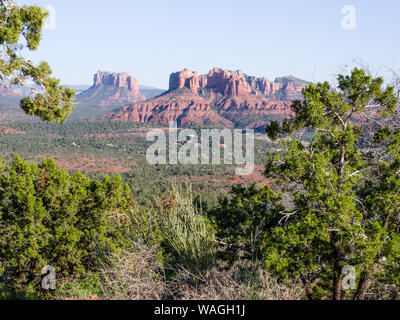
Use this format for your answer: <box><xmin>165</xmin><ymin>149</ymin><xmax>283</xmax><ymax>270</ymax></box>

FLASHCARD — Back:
<box><xmin>21</xmin><ymin>0</ymin><xmax>399</xmax><ymax>89</ymax></box>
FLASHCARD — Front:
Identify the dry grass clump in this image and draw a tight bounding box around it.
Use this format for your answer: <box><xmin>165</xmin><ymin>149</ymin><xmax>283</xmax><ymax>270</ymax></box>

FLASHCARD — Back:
<box><xmin>99</xmin><ymin>242</ymin><xmax>304</xmax><ymax>300</ymax></box>
<box><xmin>365</xmin><ymin>283</ymin><xmax>400</xmax><ymax>300</ymax></box>
<box><xmin>99</xmin><ymin>242</ymin><xmax>166</xmax><ymax>300</ymax></box>
<box><xmin>171</xmin><ymin>261</ymin><xmax>304</xmax><ymax>301</ymax></box>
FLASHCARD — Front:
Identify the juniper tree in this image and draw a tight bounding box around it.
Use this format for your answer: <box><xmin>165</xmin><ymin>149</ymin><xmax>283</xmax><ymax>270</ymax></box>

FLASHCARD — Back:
<box><xmin>0</xmin><ymin>0</ymin><xmax>74</xmax><ymax>122</ymax></box>
<box><xmin>0</xmin><ymin>157</ymin><xmax>132</xmax><ymax>297</ymax></box>
<box><xmin>263</xmin><ymin>68</ymin><xmax>399</xmax><ymax>300</ymax></box>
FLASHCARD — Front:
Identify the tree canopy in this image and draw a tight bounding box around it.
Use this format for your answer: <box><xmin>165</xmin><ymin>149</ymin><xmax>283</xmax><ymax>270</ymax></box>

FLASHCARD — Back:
<box><xmin>0</xmin><ymin>0</ymin><xmax>74</xmax><ymax>122</ymax></box>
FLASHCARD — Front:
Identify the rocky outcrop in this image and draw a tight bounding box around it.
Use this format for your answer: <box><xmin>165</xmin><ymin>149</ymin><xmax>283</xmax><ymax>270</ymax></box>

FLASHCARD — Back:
<box><xmin>169</xmin><ymin>69</ymin><xmax>200</xmax><ymax>93</ymax></box>
<box><xmin>205</xmin><ymin>68</ymin><xmax>251</xmax><ymax>96</ymax></box>
<box><xmin>273</xmin><ymin>76</ymin><xmax>307</xmax><ymax>100</ymax></box>
<box><xmin>245</xmin><ymin>76</ymin><xmax>282</xmax><ymax>97</ymax></box>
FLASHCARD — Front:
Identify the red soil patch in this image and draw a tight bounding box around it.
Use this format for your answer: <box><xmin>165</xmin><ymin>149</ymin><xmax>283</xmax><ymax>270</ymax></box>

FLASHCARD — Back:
<box><xmin>0</xmin><ymin>127</ymin><xmax>27</xmax><ymax>135</ymax></box>
<box><xmin>83</xmin><ymin>130</ymin><xmax>169</xmax><ymax>139</ymax></box>
<box><xmin>161</xmin><ymin>166</ymin><xmax>269</xmax><ymax>193</ymax></box>
<box><xmin>35</xmin><ymin>155</ymin><xmax>134</xmax><ymax>174</ymax></box>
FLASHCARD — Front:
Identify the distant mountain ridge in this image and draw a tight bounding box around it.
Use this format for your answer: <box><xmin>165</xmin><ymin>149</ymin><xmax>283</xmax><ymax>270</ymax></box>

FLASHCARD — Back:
<box><xmin>65</xmin><ymin>84</ymin><xmax>90</xmax><ymax>94</ymax></box>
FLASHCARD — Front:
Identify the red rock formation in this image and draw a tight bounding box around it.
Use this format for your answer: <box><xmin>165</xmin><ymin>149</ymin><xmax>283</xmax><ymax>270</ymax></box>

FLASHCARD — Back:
<box><xmin>199</xmin><ymin>75</ymin><xmax>207</xmax><ymax>88</ymax></box>
<box><xmin>168</xmin><ymin>68</ymin><xmax>307</xmax><ymax>99</ymax></box>
<box><xmin>215</xmin><ymin>96</ymin><xmax>293</xmax><ymax>128</ymax></box>
<box><xmin>98</xmin><ymin>89</ymin><xmax>233</xmax><ymax>128</ymax></box>
<box><xmin>76</xmin><ymin>71</ymin><xmax>146</xmax><ymax>107</ymax></box>
<box><xmin>245</xmin><ymin>76</ymin><xmax>282</xmax><ymax>96</ymax></box>
<box><xmin>97</xmin><ymin>68</ymin><xmax>308</xmax><ymax>129</ymax></box>
<box><xmin>93</xmin><ymin>71</ymin><xmax>143</xmax><ymax>98</ymax></box>
<box><xmin>169</xmin><ymin>69</ymin><xmax>200</xmax><ymax>93</ymax></box>
<box><xmin>205</xmin><ymin>68</ymin><xmax>251</xmax><ymax>96</ymax></box>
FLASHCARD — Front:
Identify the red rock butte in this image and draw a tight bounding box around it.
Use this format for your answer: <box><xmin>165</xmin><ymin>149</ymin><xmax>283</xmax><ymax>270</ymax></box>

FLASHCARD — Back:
<box><xmin>76</xmin><ymin>71</ymin><xmax>146</xmax><ymax>107</ymax></box>
<box><xmin>93</xmin><ymin>71</ymin><xmax>142</xmax><ymax>97</ymax></box>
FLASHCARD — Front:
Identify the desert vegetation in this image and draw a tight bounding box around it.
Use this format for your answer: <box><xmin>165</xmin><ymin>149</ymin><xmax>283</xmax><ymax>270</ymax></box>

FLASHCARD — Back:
<box><xmin>1</xmin><ymin>0</ymin><xmax>400</xmax><ymax>301</ymax></box>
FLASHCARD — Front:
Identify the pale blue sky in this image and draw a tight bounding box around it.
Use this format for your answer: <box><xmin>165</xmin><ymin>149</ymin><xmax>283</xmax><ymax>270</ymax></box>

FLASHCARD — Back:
<box><xmin>22</xmin><ymin>0</ymin><xmax>399</xmax><ymax>89</ymax></box>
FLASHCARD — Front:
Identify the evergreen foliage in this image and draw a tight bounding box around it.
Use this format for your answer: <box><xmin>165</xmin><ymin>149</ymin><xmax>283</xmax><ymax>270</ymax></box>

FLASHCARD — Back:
<box><xmin>213</xmin><ymin>69</ymin><xmax>400</xmax><ymax>300</ymax></box>
<box><xmin>0</xmin><ymin>0</ymin><xmax>75</xmax><ymax>123</ymax></box>
<box><xmin>0</xmin><ymin>156</ymin><xmax>131</xmax><ymax>298</ymax></box>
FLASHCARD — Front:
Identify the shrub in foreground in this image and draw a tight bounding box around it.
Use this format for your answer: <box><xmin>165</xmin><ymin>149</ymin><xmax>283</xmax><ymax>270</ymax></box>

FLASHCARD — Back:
<box><xmin>0</xmin><ymin>156</ymin><xmax>131</xmax><ymax>298</ymax></box>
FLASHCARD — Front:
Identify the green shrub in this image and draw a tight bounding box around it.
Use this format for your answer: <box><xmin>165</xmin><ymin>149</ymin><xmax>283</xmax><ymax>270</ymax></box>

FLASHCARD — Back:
<box><xmin>54</xmin><ymin>274</ymin><xmax>102</xmax><ymax>300</ymax></box>
<box><xmin>0</xmin><ymin>156</ymin><xmax>131</xmax><ymax>298</ymax></box>
<box><xmin>209</xmin><ymin>184</ymin><xmax>284</xmax><ymax>262</ymax></box>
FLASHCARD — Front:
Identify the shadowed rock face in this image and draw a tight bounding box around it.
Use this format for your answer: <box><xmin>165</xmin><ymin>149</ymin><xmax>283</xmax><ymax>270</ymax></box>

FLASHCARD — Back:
<box><xmin>96</xmin><ymin>68</ymin><xmax>309</xmax><ymax>129</ymax></box>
